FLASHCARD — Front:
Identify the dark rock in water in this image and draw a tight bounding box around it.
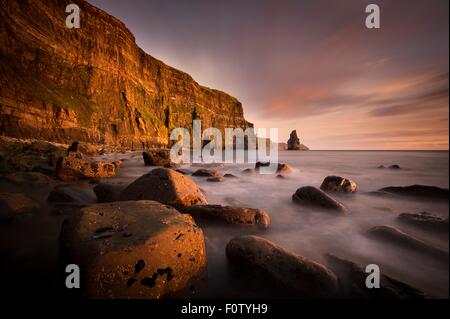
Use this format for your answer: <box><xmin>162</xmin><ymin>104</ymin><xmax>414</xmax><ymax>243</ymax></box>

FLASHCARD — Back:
<box><xmin>241</xmin><ymin>168</ymin><xmax>254</xmax><ymax>174</ymax></box>
<box><xmin>398</xmin><ymin>212</ymin><xmax>449</xmax><ymax>233</ymax></box>
<box><xmin>94</xmin><ymin>183</ymin><xmax>125</xmax><ymax>203</ymax></box>
<box><xmin>367</xmin><ymin>225</ymin><xmax>449</xmax><ymax>262</ymax></box>
<box><xmin>120</xmin><ymin>168</ymin><xmax>207</xmax><ymax>207</ymax></box>
<box><xmin>255</xmin><ymin>161</ymin><xmax>293</xmax><ymax>173</ymax></box>
<box><xmin>292</xmin><ymin>186</ymin><xmax>347</xmax><ymax>213</ymax></box>
<box><xmin>55</xmin><ymin>152</ymin><xmax>115</xmax><ymax>181</ymax></box>
<box><xmin>389</xmin><ymin>165</ymin><xmax>401</xmax><ymax>169</ymax></box>
<box><xmin>326</xmin><ymin>254</ymin><xmax>426</xmax><ymax>299</ymax></box>
<box><xmin>142</xmin><ymin>149</ymin><xmax>171</xmax><ymax>166</ymax></box>
<box><xmin>32</xmin><ymin>162</ymin><xmax>55</xmax><ymax>176</ymax></box>
<box><xmin>48</xmin><ymin>185</ymin><xmax>95</xmax><ymax>203</ymax></box>
<box><xmin>4</xmin><ymin>171</ymin><xmax>51</xmax><ymax>184</ymax></box>
<box><xmin>276</xmin><ymin>174</ymin><xmax>285</xmax><ymax>179</ymax></box>
<box><xmin>320</xmin><ymin>176</ymin><xmax>357</xmax><ymax>194</ymax></box>
<box><xmin>192</xmin><ymin>169</ymin><xmax>223</xmax><ymax>178</ymax></box>
<box><xmin>0</xmin><ymin>192</ymin><xmax>39</xmax><ymax>221</ymax></box>
<box><xmin>59</xmin><ymin>200</ymin><xmax>207</xmax><ymax>298</ymax></box>
<box><xmin>180</xmin><ymin>205</ymin><xmax>270</xmax><ymax>228</ymax></box>
<box><xmin>377</xmin><ymin>165</ymin><xmax>385</xmax><ymax>169</ymax></box>
<box><xmin>67</xmin><ymin>141</ymin><xmax>79</xmax><ymax>154</ymax></box>
<box><xmin>206</xmin><ymin>176</ymin><xmax>224</xmax><ymax>182</ymax></box>
<box><xmin>113</xmin><ymin>160</ymin><xmax>123</xmax><ymax>169</ymax></box>
<box><xmin>287</xmin><ymin>130</ymin><xmax>309</xmax><ymax>150</ymax></box>
<box><xmin>175</xmin><ymin>168</ymin><xmax>193</xmax><ymax>175</ymax></box>
<box><xmin>225</xmin><ymin>236</ymin><xmax>338</xmax><ymax>297</ymax></box>
<box><xmin>378</xmin><ymin>185</ymin><xmax>449</xmax><ymax>201</ymax></box>
<box><xmin>224</xmin><ymin>173</ymin><xmax>237</xmax><ymax>178</ymax></box>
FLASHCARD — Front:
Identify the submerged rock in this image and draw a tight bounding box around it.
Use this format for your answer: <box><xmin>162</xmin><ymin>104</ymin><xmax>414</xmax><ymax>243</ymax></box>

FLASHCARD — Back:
<box><xmin>389</xmin><ymin>164</ymin><xmax>401</xmax><ymax>169</ymax></box>
<box><xmin>320</xmin><ymin>176</ymin><xmax>357</xmax><ymax>194</ymax></box>
<box><xmin>292</xmin><ymin>186</ymin><xmax>347</xmax><ymax>212</ymax></box>
<box><xmin>48</xmin><ymin>185</ymin><xmax>96</xmax><ymax>203</ymax></box>
<box><xmin>225</xmin><ymin>236</ymin><xmax>338</xmax><ymax>297</ymax></box>
<box><xmin>255</xmin><ymin>161</ymin><xmax>293</xmax><ymax>174</ymax></box>
<box><xmin>206</xmin><ymin>176</ymin><xmax>224</xmax><ymax>182</ymax></box>
<box><xmin>94</xmin><ymin>183</ymin><xmax>125</xmax><ymax>203</ymax></box>
<box><xmin>192</xmin><ymin>169</ymin><xmax>223</xmax><ymax>178</ymax></box>
<box><xmin>377</xmin><ymin>185</ymin><xmax>449</xmax><ymax>201</ymax></box>
<box><xmin>180</xmin><ymin>205</ymin><xmax>270</xmax><ymax>228</ymax></box>
<box><xmin>224</xmin><ymin>173</ymin><xmax>237</xmax><ymax>178</ymax></box>
<box><xmin>142</xmin><ymin>149</ymin><xmax>171</xmax><ymax>166</ymax></box>
<box><xmin>398</xmin><ymin>212</ymin><xmax>449</xmax><ymax>233</ymax></box>
<box><xmin>326</xmin><ymin>254</ymin><xmax>426</xmax><ymax>299</ymax></box>
<box><xmin>0</xmin><ymin>192</ymin><xmax>39</xmax><ymax>221</ymax></box>
<box><xmin>367</xmin><ymin>225</ymin><xmax>448</xmax><ymax>262</ymax></box>
<box><xmin>55</xmin><ymin>152</ymin><xmax>115</xmax><ymax>181</ymax></box>
<box><xmin>59</xmin><ymin>200</ymin><xmax>207</xmax><ymax>298</ymax></box>
<box><xmin>119</xmin><ymin>168</ymin><xmax>207</xmax><ymax>207</ymax></box>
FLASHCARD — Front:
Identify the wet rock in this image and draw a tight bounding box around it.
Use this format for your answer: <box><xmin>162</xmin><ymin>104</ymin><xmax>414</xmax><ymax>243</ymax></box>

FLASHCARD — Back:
<box><xmin>113</xmin><ymin>160</ymin><xmax>123</xmax><ymax>169</ymax></box>
<box><xmin>4</xmin><ymin>171</ymin><xmax>51</xmax><ymax>184</ymax></box>
<box><xmin>0</xmin><ymin>192</ymin><xmax>39</xmax><ymax>221</ymax></box>
<box><xmin>142</xmin><ymin>149</ymin><xmax>171</xmax><ymax>166</ymax></box>
<box><xmin>326</xmin><ymin>254</ymin><xmax>426</xmax><ymax>299</ymax></box>
<box><xmin>94</xmin><ymin>183</ymin><xmax>125</xmax><ymax>203</ymax></box>
<box><xmin>255</xmin><ymin>162</ymin><xmax>293</xmax><ymax>174</ymax></box>
<box><xmin>320</xmin><ymin>176</ymin><xmax>357</xmax><ymax>194</ymax></box>
<box><xmin>241</xmin><ymin>168</ymin><xmax>254</xmax><ymax>174</ymax></box>
<box><xmin>48</xmin><ymin>185</ymin><xmax>96</xmax><ymax>203</ymax></box>
<box><xmin>225</xmin><ymin>236</ymin><xmax>338</xmax><ymax>297</ymax></box>
<box><xmin>192</xmin><ymin>169</ymin><xmax>223</xmax><ymax>178</ymax></box>
<box><xmin>59</xmin><ymin>200</ymin><xmax>207</xmax><ymax>298</ymax></box>
<box><xmin>377</xmin><ymin>185</ymin><xmax>449</xmax><ymax>201</ymax></box>
<box><xmin>120</xmin><ymin>168</ymin><xmax>207</xmax><ymax>207</ymax></box>
<box><xmin>377</xmin><ymin>165</ymin><xmax>385</xmax><ymax>169</ymax></box>
<box><xmin>206</xmin><ymin>176</ymin><xmax>224</xmax><ymax>182</ymax></box>
<box><xmin>276</xmin><ymin>174</ymin><xmax>285</xmax><ymax>179</ymax></box>
<box><xmin>367</xmin><ymin>225</ymin><xmax>449</xmax><ymax>262</ymax></box>
<box><xmin>55</xmin><ymin>153</ymin><xmax>115</xmax><ymax>181</ymax></box>
<box><xmin>398</xmin><ymin>212</ymin><xmax>449</xmax><ymax>233</ymax></box>
<box><xmin>175</xmin><ymin>168</ymin><xmax>193</xmax><ymax>175</ymax></box>
<box><xmin>224</xmin><ymin>173</ymin><xmax>237</xmax><ymax>178</ymax></box>
<box><xmin>292</xmin><ymin>186</ymin><xmax>347</xmax><ymax>212</ymax></box>
<box><xmin>389</xmin><ymin>165</ymin><xmax>401</xmax><ymax>169</ymax></box>
<box><xmin>180</xmin><ymin>205</ymin><xmax>270</xmax><ymax>228</ymax></box>
<box><xmin>32</xmin><ymin>162</ymin><xmax>55</xmax><ymax>176</ymax></box>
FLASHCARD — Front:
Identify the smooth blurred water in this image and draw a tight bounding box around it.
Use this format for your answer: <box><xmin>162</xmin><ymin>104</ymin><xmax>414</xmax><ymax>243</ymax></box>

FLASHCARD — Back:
<box><xmin>98</xmin><ymin>150</ymin><xmax>449</xmax><ymax>298</ymax></box>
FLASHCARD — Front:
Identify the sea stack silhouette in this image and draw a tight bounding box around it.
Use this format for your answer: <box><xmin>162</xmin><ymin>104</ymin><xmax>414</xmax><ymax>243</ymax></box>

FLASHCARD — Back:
<box><xmin>287</xmin><ymin>130</ymin><xmax>309</xmax><ymax>150</ymax></box>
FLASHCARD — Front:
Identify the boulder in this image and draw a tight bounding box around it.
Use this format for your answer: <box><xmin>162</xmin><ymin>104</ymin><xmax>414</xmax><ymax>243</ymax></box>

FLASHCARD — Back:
<box><xmin>59</xmin><ymin>200</ymin><xmax>207</xmax><ymax>298</ymax></box>
<box><xmin>292</xmin><ymin>186</ymin><xmax>347</xmax><ymax>212</ymax></box>
<box><xmin>389</xmin><ymin>165</ymin><xmax>401</xmax><ymax>170</ymax></box>
<box><xmin>255</xmin><ymin>161</ymin><xmax>293</xmax><ymax>174</ymax></box>
<box><xmin>179</xmin><ymin>205</ymin><xmax>270</xmax><ymax>228</ymax></box>
<box><xmin>94</xmin><ymin>183</ymin><xmax>125</xmax><ymax>203</ymax></box>
<box><xmin>398</xmin><ymin>212</ymin><xmax>449</xmax><ymax>233</ymax></box>
<box><xmin>224</xmin><ymin>173</ymin><xmax>237</xmax><ymax>178</ymax></box>
<box><xmin>242</xmin><ymin>168</ymin><xmax>254</xmax><ymax>174</ymax></box>
<box><xmin>377</xmin><ymin>185</ymin><xmax>449</xmax><ymax>201</ymax></box>
<box><xmin>119</xmin><ymin>168</ymin><xmax>207</xmax><ymax>207</ymax></box>
<box><xmin>175</xmin><ymin>168</ymin><xmax>193</xmax><ymax>175</ymax></box>
<box><xmin>142</xmin><ymin>149</ymin><xmax>171</xmax><ymax>166</ymax></box>
<box><xmin>48</xmin><ymin>185</ymin><xmax>97</xmax><ymax>203</ymax></box>
<box><xmin>113</xmin><ymin>160</ymin><xmax>123</xmax><ymax>169</ymax></box>
<box><xmin>55</xmin><ymin>153</ymin><xmax>115</xmax><ymax>181</ymax></box>
<box><xmin>192</xmin><ymin>169</ymin><xmax>223</xmax><ymax>178</ymax></box>
<box><xmin>3</xmin><ymin>171</ymin><xmax>51</xmax><ymax>184</ymax></box>
<box><xmin>320</xmin><ymin>176</ymin><xmax>357</xmax><ymax>194</ymax></box>
<box><xmin>367</xmin><ymin>225</ymin><xmax>448</xmax><ymax>262</ymax></box>
<box><xmin>206</xmin><ymin>176</ymin><xmax>224</xmax><ymax>182</ymax></box>
<box><xmin>0</xmin><ymin>192</ymin><xmax>39</xmax><ymax>221</ymax></box>
<box><xmin>326</xmin><ymin>254</ymin><xmax>425</xmax><ymax>299</ymax></box>
<box><xmin>225</xmin><ymin>236</ymin><xmax>339</xmax><ymax>297</ymax></box>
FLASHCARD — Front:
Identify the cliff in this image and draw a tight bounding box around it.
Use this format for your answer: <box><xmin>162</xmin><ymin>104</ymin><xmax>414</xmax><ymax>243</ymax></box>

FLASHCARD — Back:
<box><xmin>0</xmin><ymin>0</ymin><xmax>252</xmax><ymax>150</ymax></box>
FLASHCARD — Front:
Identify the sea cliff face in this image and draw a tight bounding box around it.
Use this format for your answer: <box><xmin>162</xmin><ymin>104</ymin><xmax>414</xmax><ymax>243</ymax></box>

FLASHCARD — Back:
<box><xmin>0</xmin><ymin>0</ymin><xmax>252</xmax><ymax>149</ymax></box>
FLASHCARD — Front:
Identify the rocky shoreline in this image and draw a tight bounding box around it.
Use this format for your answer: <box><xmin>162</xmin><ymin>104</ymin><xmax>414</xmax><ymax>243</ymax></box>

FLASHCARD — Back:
<box><xmin>0</xmin><ymin>137</ymin><xmax>448</xmax><ymax>298</ymax></box>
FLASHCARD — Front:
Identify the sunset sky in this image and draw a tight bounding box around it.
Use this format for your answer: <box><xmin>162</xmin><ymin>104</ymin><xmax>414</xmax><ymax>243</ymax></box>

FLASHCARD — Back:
<box><xmin>89</xmin><ymin>0</ymin><xmax>449</xmax><ymax>150</ymax></box>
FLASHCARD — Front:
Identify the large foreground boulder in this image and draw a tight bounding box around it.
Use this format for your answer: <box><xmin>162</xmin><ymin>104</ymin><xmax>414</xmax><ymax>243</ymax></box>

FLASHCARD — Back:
<box><xmin>326</xmin><ymin>254</ymin><xmax>425</xmax><ymax>299</ymax></box>
<box><xmin>292</xmin><ymin>186</ymin><xmax>347</xmax><ymax>212</ymax></box>
<box><xmin>367</xmin><ymin>225</ymin><xmax>448</xmax><ymax>262</ymax></box>
<box><xmin>377</xmin><ymin>185</ymin><xmax>449</xmax><ymax>201</ymax></box>
<box><xmin>179</xmin><ymin>205</ymin><xmax>270</xmax><ymax>228</ymax></box>
<box><xmin>398</xmin><ymin>212</ymin><xmax>449</xmax><ymax>233</ymax></box>
<box><xmin>143</xmin><ymin>149</ymin><xmax>171</xmax><ymax>166</ymax></box>
<box><xmin>320</xmin><ymin>176</ymin><xmax>357</xmax><ymax>194</ymax></box>
<box><xmin>119</xmin><ymin>168</ymin><xmax>207</xmax><ymax>207</ymax></box>
<box><xmin>59</xmin><ymin>200</ymin><xmax>207</xmax><ymax>298</ymax></box>
<box><xmin>225</xmin><ymin>236</ymin><xmax>339</xmax><ymax>297</ymax></box>
<box><xmin>55</xmin><ymin>152</ymin><xmax>115</xmax><ymax>181</ymax></box>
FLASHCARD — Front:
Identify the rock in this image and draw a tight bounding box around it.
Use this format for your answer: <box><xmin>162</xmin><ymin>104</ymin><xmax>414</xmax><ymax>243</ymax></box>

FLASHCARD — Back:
<box><xmin>224</xmin><ymin>173</ymin><xmax>237</xmax><ymax>178</ymax></box>
<box><xmin>241</xmin><ymin>168</ymin><xmax>254</xmax><ymax>174</ymax></box>
<box><xmin>389</xmin><ymin>165</ymin><xmax>401</xmax><ymax>169</ymax></box>
<box><xmin>276</xmin><ymin>174</ymin><xmax>285</xmax><ymax>179</ymax></box>
<box><xmin>192</xmin><ymin>169</ymin><xmax>223</xmax><ymax>178</ymax></box>
<box><xmin>55</xmin><ymin>153</ymin><xmax>115</xmax><ymax>181</ymax></box>
<box><xmin>206</xmin><ymin>176</ymin><xmax>224</xmax><ymax>182</ymax></box>
<box><xmin>292</xmin><ymin>186</ymin><xmax>347</xmax><ymax>212</ymax></box>
<box><xmin>3</xmin><ymin>171</ymin><xmax>51</xmax><ymax>184</ymax></box>
<box><xmin>59</xmin><ymin>200</ymin><xmax>207</xmax><ymax>298</ymax></box>
<box><xmin>326</xmin><ymin>254</ymin><xmax>426</xmax><ymax>299</ymax></box>
<box><xmin>143</xmin><ymin>149</ymin><xmax>171</xmax><ymax>166</ymax></box>
<box><xmin>320</xmin><ymin>176</ymin><xmax>357</xmax><ymax>194</ymax></box>
<box><xmin>179</xmin><ymin>205</ymin><xmax>270</xmax><ymax>228</ymax></box>
<box><xmin>175</xmin><ymin>168</ymin><xmax>193</xmax><ymax>175</ymax></box>
<box><xmin>93</xmin><ymin>183</ymin><xmax>125</xmax><ymax>203</ymax></box>
<box><xmin>377</xmin><ymin>165</ymin><xmax>385</xmax><ymax>169</ymax></box>
<box><xmin>0</xmin><ymin>192</ymin><xmax>39</xmax><ymax>221</ymax></box>
<box><xmin>255</xmin><ymin>161</ymin><xmax>293</xmax><ymax>173</ymax></box>
<box><xmin>377</xmin><ymin>185</ymin><xmax>449</xmax><ymax>201</ymax></box>
<box><xmin>113</xmin><ymin>160</ymin><xmax>123</xmax><ymax>169</ymax></box>
<box><xmin>287</xmin><ymin>130</ymin><xmax>309</xmax><ymax>150</ymax></box>
<box><xmin>119</xmin><ymin>168</ymin><xmax>207</xmax><ymax>207</ymax></box>
<box><xmin>398</xmin><ymin>212</ymin><xmax>449</xmax><ymax>233</ymax></box>
<box><xmin>48</xmin><ymin>185</ymin><xmax>96</xmax><ymax>203</ymax></box>
<box><xmin>32</xmin><ymin>162</ymin><xmax>55</xmax><ymax>176</ymax></box>
<box><xmin>67</xmin><ymin>141</ymin><xmax>79</xmax><ymax>154</ymax></box>
<box><xmin>225</xmin><ymin>236</ymin><xmax>339</xmax><ymax>297</ymax></box>
<box><xmin>367</xmin><ymin>225</ymin><xmax>448</xmax><ymax>262</ymax></box>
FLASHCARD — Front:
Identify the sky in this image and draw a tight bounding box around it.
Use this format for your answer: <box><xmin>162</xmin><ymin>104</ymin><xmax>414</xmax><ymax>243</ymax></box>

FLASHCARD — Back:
<box><xmin>88</xmin><ymin>0</ymin><xmax>449</xmax><ymax>150</ymax></box>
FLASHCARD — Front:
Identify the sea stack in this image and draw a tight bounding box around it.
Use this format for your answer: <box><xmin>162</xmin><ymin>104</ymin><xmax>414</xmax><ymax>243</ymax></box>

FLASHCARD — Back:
<box><xmin>287</xmin><ymin>130</ymin><xmax>309</xmax><ymax>150</ymax></box>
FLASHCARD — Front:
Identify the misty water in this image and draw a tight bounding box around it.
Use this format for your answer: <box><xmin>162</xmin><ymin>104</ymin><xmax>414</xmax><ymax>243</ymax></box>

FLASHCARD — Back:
<box><xmin>98</xmin><ymin>150</ymin><xmax>449</xmax><ymax>298</ymax></box>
